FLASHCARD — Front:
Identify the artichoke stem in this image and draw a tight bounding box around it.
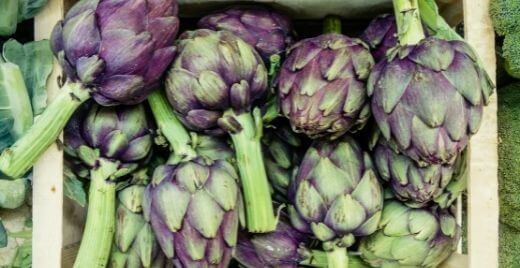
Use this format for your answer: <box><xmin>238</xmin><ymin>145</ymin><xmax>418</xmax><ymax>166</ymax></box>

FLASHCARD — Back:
<box><xmin>0</xmin><ymin>0</ymin><xmax>18</xmax><ymax>36</ymax></box>
<box><xmin>327</xmin><ymin>246</ymin><xmax>349</xmax><ymax>268</ymax></box>
<box><xmin>0</xmin><ymin>81</ymin><xmax>89</xmax><ymax>178</ymax></box>
<box><xmin>393</xmin><ymin>0</ymin><xmax>425</xmax><ymax>45</ymax></box>
<box><xmin>323</xmin><ymin>16</ymin><xmax>342</xmax><ymax>34</ymax></box>
<box><xmin>303</xmin><ymin>250</ymin><xmax>366</xmax><ymax>268</ymax></box>
<box><xmin>148</xmin><ymin>89</ymin><xmax>197</xmax><ymax>161</ymax></box>
<box><xmin>228</xmin><ymin>110</ymin><xmax>276</xmax><ymax>232</ymax></box>
<box><xmin>74</xmin><ymin>159</ymin><xmax>118</xmax><ymax>268</ymax></box>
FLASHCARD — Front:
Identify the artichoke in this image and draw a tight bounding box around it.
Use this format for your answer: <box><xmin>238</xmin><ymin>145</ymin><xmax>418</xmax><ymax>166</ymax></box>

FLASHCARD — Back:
<box><xmin>262</xmin><ymin>124</ymin><xmax>307</xmax><ymax>202</ymax></box>
<box><xmin>359</xmin><ymin>201</ymin><xmax>460</xmax><ymax>268</ymax></box>
<box><xmin>373</xmin><ymin>141</ymin><xmax>467</xmax><ymax>208</ymax></box>
<box><xmin>360</xmin><ymin>14</ymin><xmax>398</xmax><ymax>62</ymax></box>
<box><xmin>64</xmin><ymin>103</ymin><xmax>153</xmax><ymax>268</ymax></box>
<box><xmin>289</xmin><ymin>136</ymin><xmax>383</xmax><ymax>267</ymax></box>
<box><xmin>110</xmin><ymin>185</ymin><xmax>169</xmax><ymax>268</ymax></box>
<box><xmin>165</xmin><ymin>29</ymin><xmax>276</xmax><ymax>232</ymax></box>
<box><xmin>198</xmin><ymin>6</ymin><xmax>293</xmax><ymax>62</ymax></box>
<box><xmin>368</xmin><ymin>0</ymin><xmax>494</xmax><ymax>165</ymax></box>
<box><xmin>234</xmin><ymin>219</ymin><xmax>309</xmax><ymax>268</ymax></box>
<box><xmin>143</xmin><ymin>158</ymin><xmax>241</xmax><ymax>268</ymax></box>
<box><xmin>278</xmin><ymin>17</ymin><xmax>374</xmax><ymax>139</ymax></box>
<box><xmin>0</xmin><ymin>0</ymin><xmax>179</xmax><ymax>179</ymax></box>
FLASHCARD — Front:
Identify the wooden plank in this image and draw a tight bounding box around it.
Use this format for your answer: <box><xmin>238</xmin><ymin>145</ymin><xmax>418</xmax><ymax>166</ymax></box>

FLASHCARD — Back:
<box><xmin>33</xmin><ymin>0</ymin><xmax>66</xmax><ymax>267</ymax></box>
<box><xmin>440</xmin><ymin>253</ymin><xmax>469</xmax><ymax>268</ymax></box>
<box><xmin>463</xmin><ymin>0</ymin><xmax>499</xmax><ymax>267</ymax></box>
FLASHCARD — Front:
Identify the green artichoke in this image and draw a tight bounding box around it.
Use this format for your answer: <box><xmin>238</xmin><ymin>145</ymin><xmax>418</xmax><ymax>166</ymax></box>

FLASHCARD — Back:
<box><xmin>262</xmin><ymin>124</ymin><xmax>307</xmax><ymax>202</ymax></box>
<box><xmin>289</xmin><ymin>136</ymin><xmax>383</xmax><ymax>267</ymax></box>
<box><xmin>359</xmin><ymin>201</ymin><xmax>460</xmax><ymax>268</ymax></box>
<box><xmin>110</xmin><ymin>185</ymin><xmax>168</xmax><ymax>268</ymax></box>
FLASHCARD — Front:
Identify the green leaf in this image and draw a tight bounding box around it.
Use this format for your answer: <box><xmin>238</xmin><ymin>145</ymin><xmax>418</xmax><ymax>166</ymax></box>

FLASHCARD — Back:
<box><xmin>0</xmin><ymin>0</ymin><xmax>19</xmax><ymax>36</ymax></box>
<box><xmin>3</xmin><ymin>39</ymin><xmax>53</xmax><ymax>115</ymax></box>
<box><xmin>17</xmin><ymin>0</ymin><xmax>49</xmax><ymax>22</ymax></box>
<box><xmin>0</xmin><ymin>220</ymin><xmax>7</xmax><ymax>248</ymax></box>
<box><xmin>0</xmin><ymin>61</ymin><xmax>33</xmax><ymax>152</ymax></box>
<box><xmin>64</xmin><ymin>166</ymin><xmax>87</xmax><ymax>207</ymax></box>
<box><xmin>10</xmin><ymin>239</ymin><xmax>32</xmax><ymax>268</ymax></box>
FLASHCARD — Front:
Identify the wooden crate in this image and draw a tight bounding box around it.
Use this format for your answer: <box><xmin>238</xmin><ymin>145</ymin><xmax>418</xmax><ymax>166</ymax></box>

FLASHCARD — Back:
<box><xmin>32</xmin><ymin>0</ymin><xmax>498</xmax><ymax>267</ymax></box>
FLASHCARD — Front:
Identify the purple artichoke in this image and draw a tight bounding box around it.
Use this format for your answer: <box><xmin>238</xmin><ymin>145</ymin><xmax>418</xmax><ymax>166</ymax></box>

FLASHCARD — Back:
<box><xmin>360</xmin><ymin>14</ymin><xmax>398</xmax><ymax>62</ymax></box>
<box><xmin>373</xmin><ymin>141</ymin><xmax>467</xmax><ymax>208</ymax></box>
<box><xmin>289</xmin><ymin>136</ymin><xmax>383</xmax><ymax>265</ymax></box>
<box><xmin>63</xmin><ymin>103</ymin><xmax>152</xmax><ymax>267</ymax></box>
<box><xmin>198</xmin><ymin>6</ymin><xmax>293</xmax><ymax>62</ymax></box>
<box><xmin>234</xmin><ymin>220</ymin><xmax>309</xmax><ymax>268</ymax></box>
<box><xmin>368</xmin><ymin>37</ymin><xmax>494</xmax><ymax>165</ymax></box>
<box><xmin>165</xmin><ymin>29</ymin><xmax>276</xmax><ymax>233</ymax></box>
<box><xmin>278</xmin><ymin>32</ymin><xmax>374</xmax><ymax>139</ymax></box>
<box><xmin>143</xmin><ymin>159</ymin><xmax>241</xmax><ymax>267</ymax></box>
<box><xmin>166</xmin><ymin>29</ymin><xmax>267</xmax><ymax>135</ymax></box>
<box><xmin>0</xmin><ymin>0</ymin><xmax>179</xmax><ymax>180</ymax></box>
<box><xmin>359</xmin><ymin>201</ymin><xmax>460</xmax><ymax>267</ymax></box>
<box><xmin>51</xmin><ymin>0</ymin><xmax>179</xmax><ymax>106</ymax></box>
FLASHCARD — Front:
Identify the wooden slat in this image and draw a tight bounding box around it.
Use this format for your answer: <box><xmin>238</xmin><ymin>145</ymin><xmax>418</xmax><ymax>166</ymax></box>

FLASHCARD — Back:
<box><xmin>463</xmin><ymin>0</ymin><xmax>499</xmax><ymax>267</ymax></box>
<box><xmin>33</xmin><ymin>0</ymin><xmax>66</xmax><ymax>267</ymax></box>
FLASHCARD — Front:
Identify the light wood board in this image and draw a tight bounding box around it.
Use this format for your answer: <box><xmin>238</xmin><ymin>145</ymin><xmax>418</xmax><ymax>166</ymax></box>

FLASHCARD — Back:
<box><xmin>463</xmin><ymin>0</ymin><xmax>499</xmax><ymax>267</ymax></box>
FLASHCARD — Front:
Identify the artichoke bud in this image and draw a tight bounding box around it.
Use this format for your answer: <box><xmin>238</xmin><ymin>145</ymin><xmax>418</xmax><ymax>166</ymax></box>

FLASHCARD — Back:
<box><xmin>230</xmin><ymin>80</ymin><xmax>251</xmax><ymax>111</ymax></box>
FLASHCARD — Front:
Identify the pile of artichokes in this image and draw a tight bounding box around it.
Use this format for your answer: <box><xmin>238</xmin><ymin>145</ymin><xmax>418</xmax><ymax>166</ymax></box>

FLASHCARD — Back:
<box><xmin>1</xmin><ymin>0</ymin><xmax>494</xmax><ymax>267</ymax></box>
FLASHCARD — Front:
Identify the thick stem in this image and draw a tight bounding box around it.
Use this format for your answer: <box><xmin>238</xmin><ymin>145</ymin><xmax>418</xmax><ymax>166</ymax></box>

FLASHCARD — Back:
<box><xmin>147</xmin><ymin>89</ymin><xmax>196</xmax><ymax>162</ymax></box>
<box><xmin>0</xmin><ymin>82</ymin><xmax>89</xmax><ymax>178</ymax></box>
<box><xmin>417</xmin><ymin>0</ymin><xmax>462</xmax><ymax>41</ymax></box>
<box><xmin>393</xmin><ymin>0</ymin><xmax>425</xmax><ymax>45</ymax></box>
<box><xmin>227</xmin><ymin>110</ymin><xmax>276</xmax><ymax>232</ymax></box>
<box><xmin>0</xmin><ymin>0</ymin><xmax>18</xmax><ymax>36</ymax></box>
<box><xmin>323</xmin><ymin>16</ymin><xmax>342</xmax><ymax>34</ymax></box>
<box><xmin>74</xmin><ymin>159</ymin><xmax>118</xmax><ymax>268</ymax></box>
<box><xmin>327</xmin><ymin>246</ymin><xmax>349</xmax><ymax>268</ymax></box>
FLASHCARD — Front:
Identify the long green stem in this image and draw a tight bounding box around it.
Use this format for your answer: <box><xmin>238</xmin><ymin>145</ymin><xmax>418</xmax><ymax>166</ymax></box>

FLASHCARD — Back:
<box><xmin>0</xmin><ymin>82</ymin><xmax>89</xmax><ymax>178</ymax></box>
<box><xmin>327</xmin><ymin>246</ymin><xmax>349</xmax><ymax>268</ymax></box>
<box><xmin>227</xmin><ymin>109</ymin><xmax>276</xmax><ymax>232</ymax></box>
<box><xmin>262</xmin><ymin>55</ymin><xmax>282</xmax><ymax>124</ymax></box>
<box><xmin>0</xmin><ymin>0</ymin><xmax>18</xmax><ymax>36</ymax></box>
<box><xmin>393</xmin><ymin>0</ymin><xmax>425</xmax><ymax>45</ymax></box>
<box><xmin>147</xmin><ymin>89</ymin><xmax>196</xmax><ymax>162</ymax></box>
<box><xmin>323</xmin><ymin>16</ymin><xmax>342</xmax><ymax>34</ymax></box>
<box><xmin>74</xmin><ymin>159</ymin><xmax>118</xmax><ymax>268</ymax></box>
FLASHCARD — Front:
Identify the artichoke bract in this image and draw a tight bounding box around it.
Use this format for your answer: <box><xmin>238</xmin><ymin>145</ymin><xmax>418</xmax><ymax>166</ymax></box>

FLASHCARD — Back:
<box><xmin>198</xmin><ymin>6</ymin><xmax>293</xmax><ymax>62</ymax></box>
<box><xmin>110</xmin><ymin>185</ymin><xmax>169</xmax><ymax>268</ymax></box>
<box><xmin>143</xmin><ymin>159</ymin><xmax>240</xmax><ymax>268</ymax></box>
<box><xmin>359</xmin><ymin>201</ymin><xmax>460</xmax><ymax>268</ymax></box>
<box><xmin>262</xmin><ymin>124</ymin><xmax>307</xmax><ymax>202</ymax></box>
<box><xmin>64</xmin><ymin>103</ymin><xmax>153</xmax><ymax>268</ymax></box>
<box><xmin>373</xmin><ymin>141</ymin><xmax>467</xmax><ymax>208</ymax></box>
<box><xmin>289</xmin><ymin>136</ymin><xmax>383</xmax><ymax>267</ymax></box>
<box><xmin>234</xmin><ymin>220</ymin><xmax>309</xmax><ymax>268</ymax></box>
<box><xmin>165</xmin><ymin>29</ymin><xmax>276</xmax><ymax>232</ymax></box>
<box><xmin>278</xmin><ymin>17</ymin><xmax>374</xmax><ymax>139</ymax></box>
<box><xmin>360</xmin><ymin>14</ymin><xmax>398</xmax><ymax>62</ymax></box>
<box><xmin>0</xmin><ymin>0</ymin><xmax>179</xmax><ymax>179</ymax></box>
<box><xmin>368</xmin><ymin>0</ymin><xmax>494</xmax><ymax>166</ymax></box>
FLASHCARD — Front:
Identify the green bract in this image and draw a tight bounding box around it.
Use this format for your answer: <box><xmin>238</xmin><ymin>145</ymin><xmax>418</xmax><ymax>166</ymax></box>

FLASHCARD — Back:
<box><xmin>359</xmin><ymin>201</ymin><xmax>460</xmax><ymax>268</ymax></box>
